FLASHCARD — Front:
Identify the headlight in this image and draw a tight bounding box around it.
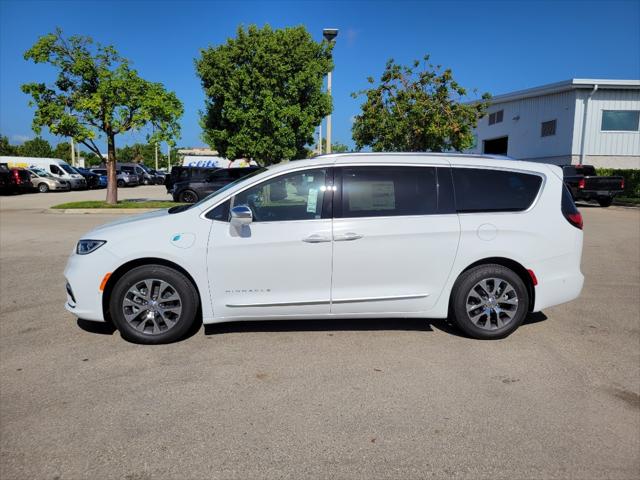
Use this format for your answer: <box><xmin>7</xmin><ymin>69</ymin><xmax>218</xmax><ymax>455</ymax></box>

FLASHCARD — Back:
<box><xmin>76</xmin><ymin>239</ymin><xmax>106</xmax><ymax>255</ymax></box>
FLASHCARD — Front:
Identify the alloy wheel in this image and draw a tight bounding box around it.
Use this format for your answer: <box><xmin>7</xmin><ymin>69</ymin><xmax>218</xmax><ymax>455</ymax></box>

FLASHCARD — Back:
<box><xmin>122</xmin><ymin>278</ymin><xmax>183</xmax><ymax>335</ymax></box>
<box><xmin>465</xmin><ymin>277</ymin><xmax>519</xmax><ymax>330</ymax></box>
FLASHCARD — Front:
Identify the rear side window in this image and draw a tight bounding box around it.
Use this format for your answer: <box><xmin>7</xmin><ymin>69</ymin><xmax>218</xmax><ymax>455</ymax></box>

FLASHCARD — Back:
<box><xmin>339</xmin><ymin>166</ymin><xmax>438</xmax><ymax>218</ymax></box>
<box><xmin>452</xmin><ymin>168</ymin><xmax>543</xmax><ymax>213</ymax></box>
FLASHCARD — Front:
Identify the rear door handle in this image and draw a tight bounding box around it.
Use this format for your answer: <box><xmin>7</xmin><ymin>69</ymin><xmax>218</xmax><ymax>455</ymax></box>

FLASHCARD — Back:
<box><xmin>302</xmin><ymin>234</ymin><xmax>331</xmax><ymax>243</ymax></box>
<box><xmin>334</xmin><ymin>232</ymin><xmax>363</xmax><ymax>242</ymax></box>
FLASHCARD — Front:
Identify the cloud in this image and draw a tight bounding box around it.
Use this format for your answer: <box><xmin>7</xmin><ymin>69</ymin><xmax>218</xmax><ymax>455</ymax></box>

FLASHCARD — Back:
<box><xmin>11</xmin><ymin>134</ymin><xmax>32</xmax><ymax>144</ymax></box>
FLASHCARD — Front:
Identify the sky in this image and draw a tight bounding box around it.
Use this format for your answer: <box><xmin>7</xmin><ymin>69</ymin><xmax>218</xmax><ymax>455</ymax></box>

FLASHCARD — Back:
<box><xmin>1</xmin><ymin>0</ymin><xmax>639</xmax><ymax>153</ymax></box>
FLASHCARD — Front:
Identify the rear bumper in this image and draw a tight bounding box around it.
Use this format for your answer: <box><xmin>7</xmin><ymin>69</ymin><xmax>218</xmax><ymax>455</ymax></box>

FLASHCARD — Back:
<box><xmin>533</xmin><ymin>271</ymin><xmax>584</xmax><ymax>312</ymax></box>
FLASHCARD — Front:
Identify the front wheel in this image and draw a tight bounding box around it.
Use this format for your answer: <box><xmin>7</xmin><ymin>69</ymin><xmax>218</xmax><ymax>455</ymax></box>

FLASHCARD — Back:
<box><xmin>450</xmin><ymin>264</ymin><xmax>529</xmax><ymax>339</ymax></box>
<box><xmin>117</xmin><ymin>179</ymin><xmax>125</xmax><ymax>187</ymax></box>
<box><xmin>597</xmin><ymin>197</ymin><xmax>613</xmax><ymax>207</ymax></box>
<box><xmin>178</xmin><ymin>189</ymin><xmax>199</xmax><ymax>203</ymax></box>
<box><xmin>109</xmin><ymin>265</ymin><xmax>199</xmax><ymax>344</ymax></box>
<box><xmin>38</xmin><ymin>183</ymin><xmax>49</xmax><ymax>193</ymax></box>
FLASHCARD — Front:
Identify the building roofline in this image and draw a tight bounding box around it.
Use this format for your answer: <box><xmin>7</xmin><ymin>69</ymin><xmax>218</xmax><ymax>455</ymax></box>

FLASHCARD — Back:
<box><xmin>468</xmin><ymin>78</ymin><xmax>640</xmax><ymax>105</ymax></box>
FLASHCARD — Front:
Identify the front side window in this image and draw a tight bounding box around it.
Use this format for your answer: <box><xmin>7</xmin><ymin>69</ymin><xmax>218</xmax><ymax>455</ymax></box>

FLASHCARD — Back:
<box><xmin>232</xmin><ymin>168</ymin><xmax>329</xmax><ymax>222</ymax></box>
<box><xmin>452</xmin><ymin>168</ymin><xmax>543</xmax><ymax>213</ymax></box>
<box><xmin>50</xmin><ymin>165</ymin><xmax>62</xmax><ymax>175</ymax></box>
<box><xmin>340</xmin><ymin>166</ymin><xmax>438</xmax><ymax>218</ymax></box>
<box><xmin>601</xmin><ymin>110</ymin><xmax>640</xmax><ymax>131</ymax></box>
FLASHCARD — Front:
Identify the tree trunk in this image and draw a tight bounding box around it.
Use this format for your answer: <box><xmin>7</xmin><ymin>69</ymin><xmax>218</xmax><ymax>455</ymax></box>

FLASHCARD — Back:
<box><xmin>106</xmin><ymin>133</ymin><xmax>118</xmax><ymax>205</ymax></box>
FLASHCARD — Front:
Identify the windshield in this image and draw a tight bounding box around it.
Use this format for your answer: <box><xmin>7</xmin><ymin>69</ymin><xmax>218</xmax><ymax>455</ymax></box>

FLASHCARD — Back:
<box><xmin>174</xmin><ymin>167</ymin><xmax>267</xmax><ymax>213</ymax></box>
<box><xmin>32</xmin><ymin>169</ymin><xmax>53</xmax><ymax>178</ymax></box>
<box><xmin>60</xmin><ymin>163</ymin><xmax>76</xmax><ymax>174</ymax></box>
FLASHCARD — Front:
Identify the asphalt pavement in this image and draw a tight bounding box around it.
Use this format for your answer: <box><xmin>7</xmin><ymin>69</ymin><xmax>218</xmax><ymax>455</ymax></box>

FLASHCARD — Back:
<box><xmin>0</xmin><ymin>192</ymin><xmax>638</xmax><ymax>479</ymax></box>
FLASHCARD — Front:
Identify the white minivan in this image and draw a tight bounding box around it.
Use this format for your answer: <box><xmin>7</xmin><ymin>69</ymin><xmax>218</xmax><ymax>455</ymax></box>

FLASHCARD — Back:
<box><xmin>64</xmin><ymin>153</ymin><xmax>584</xmax><ymax>343</ymax></box>
<box><xmin>0</xmin><ymin>156</ymin><xmax>86</xmax><ymax>189</ymax></box>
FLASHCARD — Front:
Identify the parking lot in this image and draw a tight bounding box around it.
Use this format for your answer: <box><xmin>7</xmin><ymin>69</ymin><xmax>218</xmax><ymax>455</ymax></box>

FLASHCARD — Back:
<box><xmin>1</xmin><ymin>193</ymin><xmax>639</xmax><ymax>479</ymax></box>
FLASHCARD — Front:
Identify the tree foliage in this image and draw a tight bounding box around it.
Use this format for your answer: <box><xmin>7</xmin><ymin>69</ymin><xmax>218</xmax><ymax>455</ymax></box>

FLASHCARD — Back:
<box><xmin>52</xmin><ymin>141</ymin><xmax>72</xmax><ymax>162</ymax></box>
<box><xmin>22</xmin><ymin>28</ymin><xmax>183</xmax><ymax>203</ymax></box>
<box><xmin>17</xmin><ymin>137</ymin><xmax>53</xmax><ymax>158</ymax></box>
<box><xmin>0</xmin><ymin>135</ymin><xmax>18</xmax><ymax>155</ymax></box>
<box><xmin>196</xmin><ymin>24</ymin><xmax>333</xmax><ymax>165</ymax></box>
<box><xmin>352</xmin><ymin>56</ymin><xmax>491</xmax><ymax>152</ymax></box>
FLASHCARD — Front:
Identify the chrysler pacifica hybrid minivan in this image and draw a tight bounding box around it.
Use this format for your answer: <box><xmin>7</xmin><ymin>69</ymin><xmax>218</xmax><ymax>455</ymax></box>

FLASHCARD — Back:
<box><xmin>65</xmin><ymin>153</ymin><xmax>584</xmax><ymax>344</ymax></box>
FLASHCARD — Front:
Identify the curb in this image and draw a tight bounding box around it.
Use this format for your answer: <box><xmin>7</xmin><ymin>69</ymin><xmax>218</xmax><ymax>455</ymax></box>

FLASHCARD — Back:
<box><xmin>47</xmin><ymin>208</ymin><xmax>160</xmax><ymax>214</ymax></box>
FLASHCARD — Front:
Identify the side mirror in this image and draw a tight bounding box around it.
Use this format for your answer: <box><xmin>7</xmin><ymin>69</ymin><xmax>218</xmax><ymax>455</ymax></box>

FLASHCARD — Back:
<box><xmin>230</xmin><ymin>205</ymin><xmax>252</xmax><ymax>226</ymax></box>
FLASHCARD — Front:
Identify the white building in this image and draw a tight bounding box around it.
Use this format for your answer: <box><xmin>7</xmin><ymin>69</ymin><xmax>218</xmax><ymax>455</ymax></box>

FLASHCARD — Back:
<box><xmin>466</xmin><ymin>79</ymin><xmax>640</xmax><ymax>168</ymax></box>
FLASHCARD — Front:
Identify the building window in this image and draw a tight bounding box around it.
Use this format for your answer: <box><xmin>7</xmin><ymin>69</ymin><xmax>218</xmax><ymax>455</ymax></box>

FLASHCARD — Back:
<box><xmin>488</xmin><ymin>110</ymin><xmax>504</xmax><ymax>125</ymax></box>
<box><xmin>601</xmin><ymin>110</ymin><xmax>640</xmax><ymax>131</ymax></box>
<box><xmin>541</xmin><ymin>119</ymin><xmax>556</xmax><ymax>137</ymax></box>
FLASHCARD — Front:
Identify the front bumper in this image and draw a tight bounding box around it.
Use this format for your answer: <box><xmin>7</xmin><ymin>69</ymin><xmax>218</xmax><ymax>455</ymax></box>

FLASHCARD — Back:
<box><xmin>64</xmin><ymin>248</ymin><xmax>119</xmax><ymax>322</ymax></box>
<box><xmin>69</xmin><ymin>178</ymin><xmax>87</xmax><ymax>190</ymax></box>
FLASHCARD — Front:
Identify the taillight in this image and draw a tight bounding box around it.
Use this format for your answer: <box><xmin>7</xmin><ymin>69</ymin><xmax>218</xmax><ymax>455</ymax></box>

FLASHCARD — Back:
<box><xmin>578</xmin><ymin>178</ymin><xmax>585</xmax><ymax>189</ymax></box>
<box><xmin>562</xmin><ymin>184</ymin><xmax>583</xmax><ymax>230</ymax></box>
<box><xmin>12</xmin><ymin>171</ymin><xmax>21</xmax><ymax>184</ymax></box>
<box><xmin>621</xmin><ymin>178</ymin><xmax>625</xmax><ymax>189</ymax></box>
<box><xmin>565</xmin><ymin>212</ymin><xmax>583</xmax><ymax>230</ymax></box>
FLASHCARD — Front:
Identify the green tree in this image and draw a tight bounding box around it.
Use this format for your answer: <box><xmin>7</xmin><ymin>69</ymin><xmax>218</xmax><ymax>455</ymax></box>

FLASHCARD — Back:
<box><xmin>352</xmin><ymin>56</ymin><xmax>491</xmax><ymax>152</ymax></box>
<box><xmin>17</xmin><ymin>137</ymin><xmax>52</xmax><ymax>157</ymax></box>
<box><xmin>196</xmin><ymin>24</ymin><xmax>333</xmax><ymax>165</ymax></box>
<box><xmin>22</xmin><ymin>29</ymin><xmax>183</xmax><ymax>204</ymax></box>
<box><xmin>0</xmin><ymin>135</ymin><xmax>17</xmax><ymax>155</ymax></box>
<box><xmin>52</xmin><ymin>141</ymin><xmax>72</xmax><ymax>162</ymax></box>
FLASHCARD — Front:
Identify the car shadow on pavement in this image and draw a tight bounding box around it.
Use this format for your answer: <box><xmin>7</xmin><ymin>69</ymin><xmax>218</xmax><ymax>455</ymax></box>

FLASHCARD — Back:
<box><xmin>77</xmin><ymin>318</ymin><xmax>117</xmax><ymax>335</ymax></box>
<box><xmin>77</xmin><ymin>312</ymin><xmax>548</xmax><ymax>341</ymax></box>
<box><xmin>203</xmin><ymin>312</ymin><xmax>549</xmax><ymax>339</ymax></box>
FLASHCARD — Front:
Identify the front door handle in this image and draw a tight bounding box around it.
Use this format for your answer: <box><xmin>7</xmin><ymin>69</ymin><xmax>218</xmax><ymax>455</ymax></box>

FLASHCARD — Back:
<box><xmin>334</xmin><ymin>232</ymin><xmax>363</xmax><ymax>242</ymax></box>
<box><xmin>302</xmin><ymin>234</ymin><xmax>331</xmax><ymax>243</ymax></box>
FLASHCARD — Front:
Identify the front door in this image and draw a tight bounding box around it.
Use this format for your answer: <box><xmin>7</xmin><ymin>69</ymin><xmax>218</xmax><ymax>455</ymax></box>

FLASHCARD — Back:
<box><xmin>208</xmin><ymin>167</ymin><xmax>334</xmax><ymax>320</ymax></box>
<box><xmin>330</xmin><ymin>165</ymin><xmax>460</xmax><ymax>315</ymax></box>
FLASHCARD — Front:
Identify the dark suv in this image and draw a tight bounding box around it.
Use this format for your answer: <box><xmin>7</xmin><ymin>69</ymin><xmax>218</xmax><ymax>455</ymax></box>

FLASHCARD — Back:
<box><xmin>172</xmin><ymin>167</ymin><xmax>262</xmax><ymax>203</ymax></box>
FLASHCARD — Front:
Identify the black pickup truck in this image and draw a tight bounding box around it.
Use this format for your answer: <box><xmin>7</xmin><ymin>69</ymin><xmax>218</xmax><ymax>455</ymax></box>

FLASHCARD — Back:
<box><xmin>562</xmin><ymin>165</ymin><xmax>625</xmax><ymax>207</ymax></box>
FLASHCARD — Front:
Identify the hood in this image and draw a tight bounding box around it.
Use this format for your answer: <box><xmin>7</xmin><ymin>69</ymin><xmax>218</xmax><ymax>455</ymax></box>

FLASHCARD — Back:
<box><xmin>87</xmin><ymin>209</ymin><xmax>172</xmax><ymax>237</ymax></box>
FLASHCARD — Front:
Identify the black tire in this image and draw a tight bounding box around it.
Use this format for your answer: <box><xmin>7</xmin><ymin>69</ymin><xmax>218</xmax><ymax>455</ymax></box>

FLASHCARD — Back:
<box><xmin>37</xmin><ymin>183</ymin><xmax>49</xmax><ymax>193</ymax></box>
<box><xmin>597</xmin><ymin>197</ymin><xmax>613</xmax><ymax>207</ymax></box>
<box><xmin>109</xmin><ymin>265</ymin><xmax>199</xmax><ymax>344</ymax></box>
<box><xmin>450</xmin><ymin>264</ymin><xmax>529</xmax><ymax>340</ymax></box>
<box><xmin>178</xmin><ymin>189</ymin><xmax>199</xmax><ymax>203</ymax></box>
<box><xmin>117</xmin><ymin>179</ymin><xmax>125</xmax><ymax>188</ymax></box>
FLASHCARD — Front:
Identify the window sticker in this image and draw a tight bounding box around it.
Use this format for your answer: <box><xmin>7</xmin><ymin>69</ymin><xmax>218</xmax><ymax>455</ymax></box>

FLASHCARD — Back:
<box><xmin>307</xmin><ymin>188</ymin><xmax>318</xmax><ymax>213</ymax></box>
<box><xmin>349</xmin><ymin>181</ymin><xmax>395</xmax><ymax>211</ymax></box>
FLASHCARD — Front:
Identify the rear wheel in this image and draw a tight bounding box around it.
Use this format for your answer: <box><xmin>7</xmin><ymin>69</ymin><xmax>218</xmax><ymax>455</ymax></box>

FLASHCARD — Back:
<box><xmin>37</xmin><ymin>183</ymin><xmax>49</xmax><ymax>193</ymax></box>
<box><xmin>450</xmin><ymin>264</ymin><xmax>529</xmax><ymax>339</ymax></box>
<box><xmin>597</xmin><ymin>197</ymin><xmax>613</xmax><ymax>207</ymax></box>
<box><xmin>178</xmin><ymin>189</ymin><xmax>199</xmax><ymax>203</ymax></box>
<box><xmin>109</xmin><ymin>265</ymin><xmax>199</xmax><ymax>344</ymax></box>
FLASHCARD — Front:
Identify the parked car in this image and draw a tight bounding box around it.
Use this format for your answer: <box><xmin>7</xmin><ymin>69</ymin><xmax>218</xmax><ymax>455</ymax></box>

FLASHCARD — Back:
<box><xmin>27</xmin><ymin>168</ymin><xmax>71</xmax><ymax>192</ymax></box>
<box><xmin>73</xmin><ymin>167</ymin><xmax>102</xmax><ymax>189</ymax></box>
<box><xmin>562</xmin><ymin>165</ymin><xmax>624</xmax><ymax>207</ymax></box>
<box><xmin>165</xmin><ymin>166</ymin><xmax>218</xmax><ymax>193</ymax></box>
<box><xmin>0</xmin><ymin>163</ymin><xmax>33</xmax><ymax>193</ymax></box>
<box><xmin>171</xmin><ymin>167</ymin><xmax>262</xmax><ymax>203</ymax></box>
<box><xmin>149</xmin><ymin>168</ymin><xmax>166</xmax><ymax>185</ymax></box>
<box><xmin>64</xmin><ymin>153</ymin><xmax>584</xmax><ymax>344</ymax></box>
<box><xmin>90</xmin><ymin>168</ymin><xmax>139</xmax><ymax>187</ymax></box>
<box><xmin>97</xmin><ymin>174</ymin><xmax>108</xmax><ymax>188</ymax></box>
<box><xmin>119</xmin><ymin>164</ymin><xmax>147</xmax><ymax>185</ymax></box>
<box><xmin>134</xmin><ymin>164</ymin><xmax>160</xmax><ymax>185</ymax></box>
<box><xmin>0</xmin><ymin>156</ymin><xmax>87</xmax><ymax>190</ymax></box>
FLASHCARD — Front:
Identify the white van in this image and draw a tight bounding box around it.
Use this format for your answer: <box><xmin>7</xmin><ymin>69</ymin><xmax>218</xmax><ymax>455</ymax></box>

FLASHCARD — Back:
<box><xmin>64</xmin><ymin>153</ymin><xmax>584</xmax><ymax>344</ymax></box>
<box><xmin>0</xmin><ymin>156</ymin><xmax>86</xmax><ymax>189</ymax></box>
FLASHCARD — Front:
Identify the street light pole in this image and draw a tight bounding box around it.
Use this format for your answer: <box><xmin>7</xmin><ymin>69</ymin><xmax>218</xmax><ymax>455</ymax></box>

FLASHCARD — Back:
<box><xmin>322</xmin><ymin>28</ymin><xmax>338</xmax><ymax>155</ymax></box>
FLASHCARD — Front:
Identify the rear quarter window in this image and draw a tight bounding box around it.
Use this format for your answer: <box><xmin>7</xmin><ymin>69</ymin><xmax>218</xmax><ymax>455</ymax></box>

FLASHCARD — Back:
<box><xmin>452</xmin><ymin>168</ymin><xmax>543</xmax><ymax>213</ymax></box>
